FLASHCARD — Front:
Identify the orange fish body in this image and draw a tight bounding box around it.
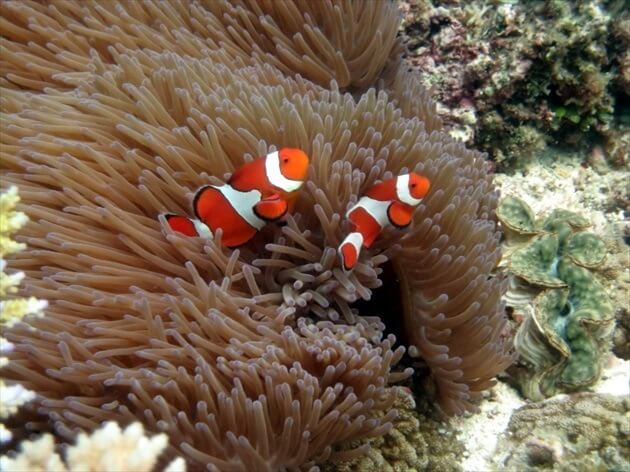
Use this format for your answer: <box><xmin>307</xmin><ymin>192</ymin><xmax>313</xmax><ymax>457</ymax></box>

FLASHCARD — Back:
<box><xmin>163</xmin><ymin>148</ymin><xmax>309</xmax><ymax>247</ymax></box>
<box><xmin>338</xmin><ymin>172</ymin><xmax>430</xmax><ymax>271</ymax></box>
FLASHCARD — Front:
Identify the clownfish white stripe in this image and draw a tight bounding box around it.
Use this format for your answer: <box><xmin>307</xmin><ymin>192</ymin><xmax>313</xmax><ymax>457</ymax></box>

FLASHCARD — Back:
<box><xmin>265</xmin><ymin>151</ymin><xmax>303</xmax><ymax>193</ymax></box>
<box><xmin>192</xmin><ymin>219</ymin><xmax>213</xmax><ymax>239</ymax></box>
<box><xmin>213</xmin><ymin>184</ymin><xmax>266</xmax><ymax>230</ymax></box>
<box><xmin>339</xmin><ymin>231</ymin><xmax>364</xmax><ymax>271</ymax></box>
<box><xmin>347</xmin><ymin>196</ymin><xmax>390</xmax><ymax>228</ymax></box>
<box><xmin>396</xmin><ymin>173</ymin><xmax>423</xmax><ymax>206</ymax></box>
<box><xmin>342</xmin><ymin>232</ymin><xmax>363</xmax><ymax>253</ymax></box>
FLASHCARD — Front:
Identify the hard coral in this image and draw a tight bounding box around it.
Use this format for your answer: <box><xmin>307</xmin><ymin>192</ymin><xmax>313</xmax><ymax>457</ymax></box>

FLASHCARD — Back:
<box><xmin>494</xmin><ymin>393</ymin><xmax>630</xmax><ymax>471</ymax></box>
<box><xmin>0</xmin><ymin>422</ymin><xmax>185</xmax><ymax>472</ymax></box>
<box><xmin>498</xmin><ymin>197</ymin><xmax>614</xmax><ymax>400</ymax></box>
<box><xmin>0</xmin><ymin>186</ymin><xmax>44</xmax><ymax>444</ymax></box>
<box><xmin>321</xmin><ymin>394</ymin><xmax>465</xmax><ymax>472</ymax></box>
<box><xmin>1</xmin><ymin>0</ymin><xmax>512</xmax><ymax>468</ymax></box>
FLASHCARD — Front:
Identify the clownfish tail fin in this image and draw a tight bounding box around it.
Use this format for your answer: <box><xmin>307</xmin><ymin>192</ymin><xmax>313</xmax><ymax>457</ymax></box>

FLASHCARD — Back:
<box><xmin>338</xmin><ymin>232</ymin><xmax>364</xmax><ymax>272</ymax></box>
<box><xmin>162</xmin><ymin>213</ymin><xmax>213</xmax><ymax>239</ymax></box>
<box><xmin>162</xmin><ymin>213</ymin><xmax>199</xmax><ymax>237</ymax></box>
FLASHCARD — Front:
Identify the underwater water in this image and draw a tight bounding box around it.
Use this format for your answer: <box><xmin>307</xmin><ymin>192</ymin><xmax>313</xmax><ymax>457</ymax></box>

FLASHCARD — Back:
<box><xmin>0</xmin><ymin>1</ymin><xmax>628</xmax><ymax>471</ymax></box>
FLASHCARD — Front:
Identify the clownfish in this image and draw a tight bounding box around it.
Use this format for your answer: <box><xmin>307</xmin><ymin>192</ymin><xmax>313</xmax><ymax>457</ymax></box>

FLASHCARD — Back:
<box><xmin>163</xmin><ymin>148</ymin><xmax>309</xmax><ymax>247</ymax></box>
<box><xmin>338</xmin><ymin>172</ymin><xmax>430</xmax><ymax>272</ymax></box>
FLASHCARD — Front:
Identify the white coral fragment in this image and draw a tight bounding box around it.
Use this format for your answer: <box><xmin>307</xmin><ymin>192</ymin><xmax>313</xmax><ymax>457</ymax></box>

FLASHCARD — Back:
<box><xmin>0</xmin><ymin>422</ymin><xmax>186</xmax><ymax>472</ymax></box>
<box><xmin>0</xmin><ymin>186</ymin><xmax>41</xmax><ymax>444</ymax></box>
<box><xmin>0</xmin><ymin>383</ymin><xmax>36</xmax><ymax>419</ymax></box>
<box><xmin>0</xmin><ymin>434</ymin><xmax>66</xmax><ymax>472</ymax></box>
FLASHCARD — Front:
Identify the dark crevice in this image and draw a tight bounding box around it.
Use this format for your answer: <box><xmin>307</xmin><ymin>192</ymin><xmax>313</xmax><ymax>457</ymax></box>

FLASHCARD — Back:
<box><xmin>354</xmin><ymin>260</ymin><xmax>410</xmax><ymax>348</ymax></box>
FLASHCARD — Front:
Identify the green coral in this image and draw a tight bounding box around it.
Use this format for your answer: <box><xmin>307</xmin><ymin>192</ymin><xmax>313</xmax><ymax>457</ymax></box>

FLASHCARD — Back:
<box><xmin>497</xmin><ymin>196</ymin><xmax>614</xmax><ymax>400</ymax></box>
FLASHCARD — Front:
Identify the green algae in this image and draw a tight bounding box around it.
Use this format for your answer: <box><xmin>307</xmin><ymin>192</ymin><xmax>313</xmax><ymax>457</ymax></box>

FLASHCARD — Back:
<box><xmin>400</xmin><ymin>0</ymin><xmax>628</xmax><ymax>169</ymax></box>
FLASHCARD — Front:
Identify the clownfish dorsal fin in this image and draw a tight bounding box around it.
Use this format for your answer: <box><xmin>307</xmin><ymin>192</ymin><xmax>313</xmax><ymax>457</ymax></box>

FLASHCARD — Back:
<box><xmin>227</xmin><ymin>158</ymin><xmax>267</xmax><ymax>192</ymax></box>
<box><xmin>366</xmin><ymin>178</ymin><xmax>397</xmax><ymax>201</ymax></box>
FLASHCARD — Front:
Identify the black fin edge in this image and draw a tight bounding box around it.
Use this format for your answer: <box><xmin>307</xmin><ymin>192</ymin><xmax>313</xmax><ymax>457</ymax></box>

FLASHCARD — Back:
<box><xmin>192</xmin><ymin>185</ymin><xmax>213</xmax><ymax>220</ymax></box>
<box><xmin>253</xmin><ymin>201</ymin><xmax>288</xmax><ymax>223</ymax></box>
<box><xmin>387</xmin><ymin>201</ymin><xmax>411</xmax><ymax>230</ymax></box>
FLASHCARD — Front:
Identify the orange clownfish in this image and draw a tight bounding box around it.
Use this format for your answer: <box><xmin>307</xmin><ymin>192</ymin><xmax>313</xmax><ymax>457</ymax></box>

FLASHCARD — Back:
<box><xmin>338</xmin><ymin>172</ymin><xmax>430</xmax><ymax>271</ymax></box>
<box><xmin>163</xmin><ymin>148</ymin><xmax>309</xmax><ymax>247</ymax></box>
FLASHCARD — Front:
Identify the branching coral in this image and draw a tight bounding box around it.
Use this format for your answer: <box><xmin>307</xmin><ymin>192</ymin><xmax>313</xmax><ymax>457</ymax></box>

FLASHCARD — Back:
<box><xmin>0</xmin><ymin>187</ymin><xmax>47</xmax><ymax>327</ymax></box>
<box><xmin>0</xmin><ymin>186</ymin><xmax>45</xmax><ymax>444</ymax></box>
<box><xmin>0</xmin><ymin>0</ymin><xmax>513</xmax><ymax>469</ymax></box>
<box><xmin>1</xmin><ymin>421</ymin><xmax>186</xmax><ymax>472</ymax></box>
<box><xmin>498</xmin><ymin>196</ymin><xmax>614</xmax><ymax>400</ymax></box>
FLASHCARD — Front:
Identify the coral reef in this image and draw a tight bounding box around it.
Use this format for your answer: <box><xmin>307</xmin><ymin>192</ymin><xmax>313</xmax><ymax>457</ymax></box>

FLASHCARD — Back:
<box><xmin>493</xmin><ymin>393</ymin><xmax>630</xmax><ymax>471</ymax></box>
<box><xmin>0</xmin><ymin>422</ymin><xmax>185</xmax><ymax>472</ymax></box>
<box><xmin>0</xmin><ymin>187</ymin><xmax>47</xmax><ymax>328</ymax></box>
<box><xmin>321</xmin><ymin>393</ymin><xmax>466</xmax><ymax>472</ymax></box>
<box><xmin>497</xmin><ymin>196</ymin><xmax>615</xmax><ymax>400</ymax></box>
<box><xmin>0</xmin><ymin>187</ymin><xmax>45</xmax><ymax>444</ymax></box>
<box><xmin>399</xmin><ymin>0</ymin><xmax>629</xmax><ymax>169</ymax></box>
<box><xmin>0</xmin><ymin>0</ymin><xmax>513</xmax><ymax>469</ymax></box>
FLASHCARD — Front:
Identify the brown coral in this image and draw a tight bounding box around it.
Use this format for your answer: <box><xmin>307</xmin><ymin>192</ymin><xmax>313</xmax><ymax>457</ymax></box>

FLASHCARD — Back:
<box><xmin>1</xmin><ymin>0</ymin><xmax>513</xmax><ymax>468</ymax></box>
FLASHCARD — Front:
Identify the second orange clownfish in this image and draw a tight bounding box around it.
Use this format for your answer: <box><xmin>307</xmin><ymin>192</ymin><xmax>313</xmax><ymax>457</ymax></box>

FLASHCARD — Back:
<box><xmin>338</xmin><ymin>172</ymin><xmax>431</xmax><ymax>272</ymax></box>
<box><xmin>163</xmin><ymin>148</ymin><xmax>309</xmax><ymax>247</ymax></box>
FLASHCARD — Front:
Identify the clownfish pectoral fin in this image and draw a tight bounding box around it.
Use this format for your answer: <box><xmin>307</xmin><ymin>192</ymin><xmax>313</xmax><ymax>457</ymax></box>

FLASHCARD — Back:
<box><xmin>338</xmin><ymin>232</ymin><xmax>364</xmax><ymax>272</ymax></box>
<box><xmin>253</xmin><ymin>194</ymin><xmax>288</xmax><ymax>222</ymax></box>
<box><xmin>387</xmin><ymin>201</ymin><xmax>414</xmax><ymax>229</ymax></box>
<box><xmin>163</xmin><ymin>214</ymin><xmax>200</xmax><ymax>237</ymax></box>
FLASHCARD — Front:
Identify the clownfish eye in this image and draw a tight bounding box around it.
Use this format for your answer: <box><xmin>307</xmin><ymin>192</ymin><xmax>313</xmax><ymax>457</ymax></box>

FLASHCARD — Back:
<box><xmin>411</xmin><ymin>183</ymin><xmax>417</xmax><ymax>188</ymax></box>
<box><xmin>283</xmin><ymin>158</ymin><xmax>289</xmax><ymax>163</ymax></box>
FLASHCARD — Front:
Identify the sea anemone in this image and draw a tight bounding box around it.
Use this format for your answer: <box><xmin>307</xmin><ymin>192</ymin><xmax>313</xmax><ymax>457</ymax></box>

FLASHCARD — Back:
<box><xmin>1</xmin><ymin>1</ymin><xmax>513</xmax><ymax>468</ymax></box>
